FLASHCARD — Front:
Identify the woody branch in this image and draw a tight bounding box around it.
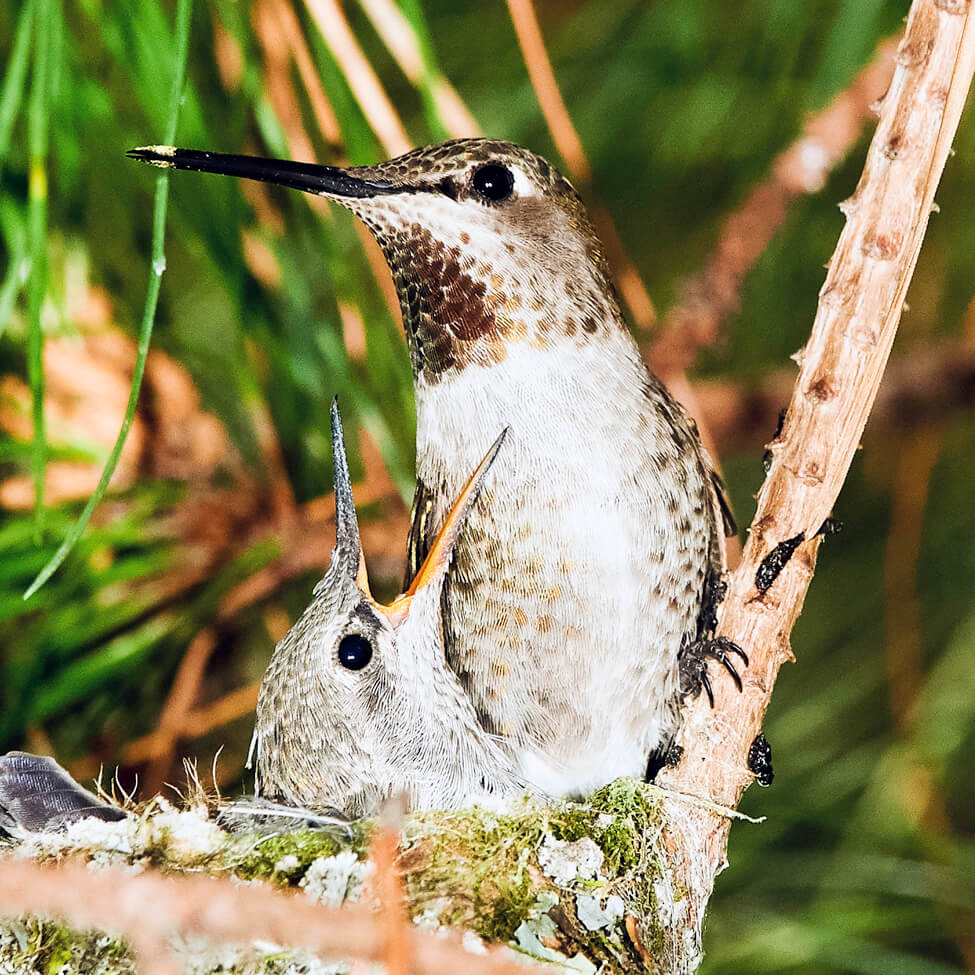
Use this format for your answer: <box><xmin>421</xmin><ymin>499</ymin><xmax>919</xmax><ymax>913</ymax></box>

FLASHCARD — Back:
<box><xmin>654</xmin><ymin>1</ymin><xmax>975</xmax><ymax>970</ymax></box>
<box><xmin>0</xmin><ymin>859</ymin><xmax>543</xmax><ymax>975</ymax></box>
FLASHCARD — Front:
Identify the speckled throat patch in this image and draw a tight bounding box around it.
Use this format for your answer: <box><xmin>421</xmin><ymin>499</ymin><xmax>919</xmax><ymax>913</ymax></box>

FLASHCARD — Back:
<box><xmin>388</xmin><ymin>221</ymin><xmax>506</xmax><ymax>378</ymax></box>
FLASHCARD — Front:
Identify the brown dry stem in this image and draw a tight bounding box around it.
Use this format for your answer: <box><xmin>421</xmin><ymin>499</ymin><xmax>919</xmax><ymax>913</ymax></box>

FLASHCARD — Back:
<box><xmin>504</xmin><ymin>0</ymin><xmax>657</xmax><ymax>328</ymax></box>
<box><xmin>356</xmin><ymin>0</ymin><xmax>480</xmax><ymax>137</ymax></box>
<box><xmin>651</xmin><ymin>35</ymin><xmax>899</xmax><ymax>383</ymax></box>
<box><xmin>0</xmin><ymin>859</ymin><xmax>544</xmax><ymax>975</ymax></box>
<box><xmin>696</xmin><ymin>335</ymin><xmax>975</xmax><ymax>453</ymax></box>
<box><xmin>654</xmin><ymin>1</ymin><xmax>975</xmax><ymax>970</ymax></box>
<box><xmin>302</xmin><ymin>0</ymin><xmax>412</xmax><ymax>156</ymax></box>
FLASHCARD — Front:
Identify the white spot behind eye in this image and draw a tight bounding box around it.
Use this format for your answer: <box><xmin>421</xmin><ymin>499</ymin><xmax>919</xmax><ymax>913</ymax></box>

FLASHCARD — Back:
<box><xmin>510</xmin><ymin>167</ymin><xmax>535</xmax><ymax>198</ymax></box>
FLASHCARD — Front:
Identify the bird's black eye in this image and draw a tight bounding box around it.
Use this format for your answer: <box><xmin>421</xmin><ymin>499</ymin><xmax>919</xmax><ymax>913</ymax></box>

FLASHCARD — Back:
<box><xmin>338</xmin><ymin>633</ymin><xmax>373</xmax><ymax>671</ymax></box>
<box><xmin>471</xmin><ymin>164</ymin><xmax>514</xmax><ymax>202</ymax></box>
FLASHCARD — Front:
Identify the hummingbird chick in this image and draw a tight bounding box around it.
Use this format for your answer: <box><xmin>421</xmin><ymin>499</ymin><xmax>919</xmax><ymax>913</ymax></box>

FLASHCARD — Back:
<box><xmin>130</xmin><ymin>140</ymin><xmax>744</xmax><ymax>797</ymax></box>
<box><xmin>250</xmin><ymin>401</ymin><xmax>525</xmax><ymax>817</ymax></box>
<box><xmin>1</xmin><ymin>410</ymin><xmax>523</xmax><ymax>828</ymax></box>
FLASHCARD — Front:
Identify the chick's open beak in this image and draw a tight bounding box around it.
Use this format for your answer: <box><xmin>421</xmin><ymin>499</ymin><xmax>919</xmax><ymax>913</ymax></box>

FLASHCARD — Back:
<box><xmin>375</xmin><ymin>428</ymin><xmax>509</xmax><ymax>627</ymax></box>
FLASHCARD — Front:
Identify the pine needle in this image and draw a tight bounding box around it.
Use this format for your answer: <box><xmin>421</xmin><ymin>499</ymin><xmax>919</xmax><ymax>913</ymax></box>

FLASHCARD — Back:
<box><xmin>24</xmin><ymin>0</ymin><xmax>194</xmax><ymax>600</ymax></box>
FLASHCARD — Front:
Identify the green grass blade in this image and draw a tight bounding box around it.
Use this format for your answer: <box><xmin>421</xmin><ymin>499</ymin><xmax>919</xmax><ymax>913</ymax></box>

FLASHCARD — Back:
<box><xmin>29</xmin><ymin>616</ymin><xmax>174</xmax><ymax>721</ymax></box>
<box><xmin>23</xmin><ymin>0</ymin><xmax>194</xmax><ymax>601</ymax></box>
<box><xmin>0</xmin><ymin>0</ymin><xmax>35</xmax><ymax>166</ymax></box>
<box><xmin>391</xmin><ymin>0</ymin><xmax>455</xmax><ymax>139</ymax></box>
<box><xmin>27</xmin><ymin>0</ymin><xmax>54</xmax><ymax>540</ymax></box>
<box><xmin>0</xmin><ymin>199</ymin><xmax>28</xmax><ymax>338</ymax></box>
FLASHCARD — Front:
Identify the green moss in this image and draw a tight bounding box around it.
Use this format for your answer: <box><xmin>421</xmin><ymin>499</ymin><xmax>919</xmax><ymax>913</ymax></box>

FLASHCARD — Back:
<box><xmin>587</xmin><ymin>778</ymin><xmax>657</xmax><ymax>821</ymax></box>
<box><xmin>581</xmin><ymin>925</ymin><xmax>622</xmax><ymax>963</ymax></box>
<box><xmin>404</xmin><ymin>783</ymin><xmax>662</xmax><ymax>961</ymax></box>
<box><xmin>481</xmin><ymin>872</ymin><xmax>537</xmax><ymax>943</ymax></box>
<box><xmin>13</xmin><ymin>918</ymin><xmax>132</xmax><ymax>975</ymax></box>
<box><xmin>550</xmin><ymin>778</ymin><xmax>659</xmax><ymax>873</ymax></box>
<box><xmin>646</xmin><ymin>919</ymin><xmax>666</xmax><ymax>959</ymax></box>
<box><xmin>2</xmin><ymin>783</ymin><xmax>665</xmax><ymax>972</ymax></box>
<box><xmin>32</xmin><ymin>921</ymin><xmax>74</xmax><ymax>975</ymax></box>
<box><xmin>545</xmin><ymin>805</ymin><xmax>592</xmax><ymax>844</ymax></box>
<box><xmin>405</xmin><ymin>802</ymin><xmax>547</xmax><ymax>939</ymax></box>
<box><xmin>231</xmin><ymin>825</ymin><xmax>370</xmax><ymax>884</ymax></box>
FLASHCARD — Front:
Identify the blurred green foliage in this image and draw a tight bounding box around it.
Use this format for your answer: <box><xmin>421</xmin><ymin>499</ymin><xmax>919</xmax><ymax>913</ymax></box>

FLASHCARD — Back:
<box><xmin>0</xmin><ymin>1</ymin><xmax>973</xmax><ymax>972</ymax></box>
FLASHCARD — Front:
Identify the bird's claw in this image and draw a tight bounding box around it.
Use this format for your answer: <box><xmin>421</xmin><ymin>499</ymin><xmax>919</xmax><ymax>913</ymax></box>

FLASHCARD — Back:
<box><xmin>678</xmin><ymin>636</ymin><xmax>748</xmax><ymax>707</ymax></box>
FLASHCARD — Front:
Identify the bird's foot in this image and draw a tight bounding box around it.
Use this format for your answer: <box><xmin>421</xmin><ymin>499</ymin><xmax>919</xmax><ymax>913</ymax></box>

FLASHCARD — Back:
<box><xmin>0</xmin><ymin>751</ymin><xmax>127</xmax><ymax>836</ymax></box>
<box><xmin>678</xmin><ymin>636</ymin><xmax>748</xmax><ymax>707</ymax></box>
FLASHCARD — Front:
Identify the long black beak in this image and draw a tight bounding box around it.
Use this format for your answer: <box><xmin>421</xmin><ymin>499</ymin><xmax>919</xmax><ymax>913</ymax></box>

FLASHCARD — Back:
<box><xmin>126</xmin><ymin>146</ymin><xmax>401</xmax><ymax>199</ymax></box>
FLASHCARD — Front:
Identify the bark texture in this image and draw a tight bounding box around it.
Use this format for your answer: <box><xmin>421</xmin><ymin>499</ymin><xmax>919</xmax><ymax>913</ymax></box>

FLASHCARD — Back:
<box><xmin>653</xmin><ymin>1</ymin><xmax>975</xmax><ymax>969</ymax></box>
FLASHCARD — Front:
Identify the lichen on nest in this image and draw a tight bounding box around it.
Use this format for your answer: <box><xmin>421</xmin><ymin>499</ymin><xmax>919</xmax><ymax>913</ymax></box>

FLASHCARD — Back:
<box><xmin>0</xmin><ymin>778</ymin><xmax>666</xmax><ymax>974</ymax></box>
<box><xmin>401</xmin><ymin>777</ymin><xmax>664</xmax><ymax>971</ymax></box>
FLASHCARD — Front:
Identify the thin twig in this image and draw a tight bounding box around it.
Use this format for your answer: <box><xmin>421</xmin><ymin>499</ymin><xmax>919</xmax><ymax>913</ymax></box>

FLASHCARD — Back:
<box><xmin>504</xmin><ymin>0</ymin><xmax>656</xmax><ymax>328</ymax></box>
<box><xmin>0</xmin><ymin>860</ymin><xmax>546</xmax><ymax>975</ymax></box>
<box><xmin>655</xmin><ymin>3</ymin><xmax>975</xmax><ymax>970</ymax></box>
<box><xmin>370</xmin><ymin>799</ymin><xmax>411</xmax><ymax>975</ymax></box>
<box><xmin>99</xmin><ymin>681</ymin><xmax>261</xmax><ymax>776</ymax></box>
<box><xmin>142</xmin><ymin>628</ymin><xmax>219</xmax><ymax>796</ymax></box>
<box><xmin>643</xmin><ymin>783</ymin><xmax>765</xmax><ymax>824</ymax></box>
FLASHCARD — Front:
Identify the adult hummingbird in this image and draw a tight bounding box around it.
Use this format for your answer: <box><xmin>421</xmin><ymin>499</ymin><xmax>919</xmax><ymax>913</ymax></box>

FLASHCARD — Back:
<box><xmin>250</xmin><ymin>401</ymin><xmax>524</xmax><ymax>816</ymax></box>
<box><xmin>129</xmin><ymin>140</ymin><xmax>743</xmax><ymax>797</ymax></box>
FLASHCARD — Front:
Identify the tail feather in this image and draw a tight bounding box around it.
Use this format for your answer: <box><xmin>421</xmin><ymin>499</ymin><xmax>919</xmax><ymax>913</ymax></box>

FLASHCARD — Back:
<box><xmin>0</xmin><ymin>751</ymin><xmax>127</xmax><ymax>835</ymax></box>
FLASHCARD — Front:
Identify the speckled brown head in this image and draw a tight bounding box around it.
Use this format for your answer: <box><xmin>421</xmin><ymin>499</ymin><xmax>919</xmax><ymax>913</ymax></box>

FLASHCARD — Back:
<box><xmin>127</xmin><ymin>140</ymin><xmax>623</xmax><ymax>384</ymax></box>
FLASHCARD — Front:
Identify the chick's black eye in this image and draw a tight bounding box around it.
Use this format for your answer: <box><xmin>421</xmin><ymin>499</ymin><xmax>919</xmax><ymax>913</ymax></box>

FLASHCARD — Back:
<box><xmin>338</xmin><ymin>633</ymin><xmax>373</xmax><ymax>671</ymax></box>
<box><xmin>472</xmin><ymin>164</ymin><xmax>514</xmax><ymax>202</ymax></box>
